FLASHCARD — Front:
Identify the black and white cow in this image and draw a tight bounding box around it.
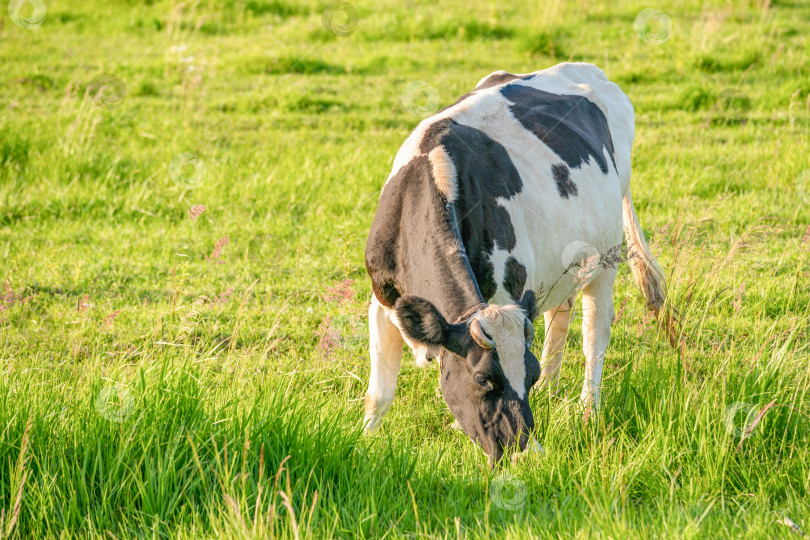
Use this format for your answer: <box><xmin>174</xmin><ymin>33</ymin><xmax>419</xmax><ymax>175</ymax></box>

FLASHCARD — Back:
<box><xmin>364</xmin><ymin>63</ymin><xmax>669</xmax><ymax>465</ymax></box>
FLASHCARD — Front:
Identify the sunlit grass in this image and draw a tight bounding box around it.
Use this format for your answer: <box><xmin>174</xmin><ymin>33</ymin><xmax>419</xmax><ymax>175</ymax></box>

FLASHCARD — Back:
<box><xmin>1</xmin><ymin>0</ymin><xmax>810</xmax><ymax>537</ymax></box>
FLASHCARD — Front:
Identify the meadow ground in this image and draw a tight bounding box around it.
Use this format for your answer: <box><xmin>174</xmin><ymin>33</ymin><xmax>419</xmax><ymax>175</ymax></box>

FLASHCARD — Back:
<box><xmin>1</xmin><ymin>0</ymin><xmax>810</xmax><ymax>538</ymax></box>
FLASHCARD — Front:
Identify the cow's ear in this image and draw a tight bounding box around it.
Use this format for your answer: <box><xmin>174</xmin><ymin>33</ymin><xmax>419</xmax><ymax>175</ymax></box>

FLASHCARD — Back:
<box><xmin>518</xmin><ymin>290</ymin><xmax>538</xmax><ymax>321</ymax></box>
<box><xmin>394</xmin><ymin>296</ymin><xmax>468</xmax><ymax>356</ymax></box>
<box><xmin>394</xmin><ymin>296</ymin><xmax>449</xmax><ymax>347</ymax></box>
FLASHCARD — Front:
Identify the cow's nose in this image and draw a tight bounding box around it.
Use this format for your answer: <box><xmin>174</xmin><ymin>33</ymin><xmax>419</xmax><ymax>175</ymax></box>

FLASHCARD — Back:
<box><xmin>517</xmin><ymin>427</ymin><xmax>531</xmax><ymax>451</ymax></box>
<box><xmin>481</xmin><ymin>431</ymin><xmax>506</xmax><ymax>467</ymax></box>
<box><xmin>487</xmin><ymin>443</ymin><xmax>505</xmax><ymax>468</ymax></box>
<box><xmin>484</xmin><ymin>431</ymin><xmax>525</xmax><ymax>467</ymax></box>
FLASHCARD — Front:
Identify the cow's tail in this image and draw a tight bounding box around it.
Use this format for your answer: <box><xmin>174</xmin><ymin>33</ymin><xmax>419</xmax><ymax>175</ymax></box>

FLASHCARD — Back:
<box><xmin>622</xmin><ymin>190</ymin><xmax>681</xmax><ymax>349</ymax></box>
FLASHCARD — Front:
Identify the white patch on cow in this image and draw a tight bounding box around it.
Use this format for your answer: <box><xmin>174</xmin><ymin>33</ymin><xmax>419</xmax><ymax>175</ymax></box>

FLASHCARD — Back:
<box><xmin>575</xmin><ymin>82</ymin><xmax>611</xmax><ymax>128</ymax></box>
<box><xmin>382</xmin><ymin>62</ymin><xmax>632</xmax><ymax>312</ymax></box>
<box><xmin>474</xmin><ymin>304</ymin><xmax>528</xmax><ymax>399</ymax></box>
<box><xmin>442</xmin><ymin>64</ymin><xmax>630</xmax><ymax>312</ymax></box>
<box><xmin>427</xmin><ymin>146</ymin><xmax>457</xmax><ymax>202</ymax></box>
<box><xmin>487</xmin><ymin>240</ymin><xmax>513</xmax><ymax>305</ymax></box>
<box><xmin>365</xmin><ymin>295</ymin><xmax>404</xmax><ymax>432</ymax></box>
<box><xmin>384</xmin><ymin>94</ymin><xmax>480</xmax><ymax>192</ymax></box>
<box><xmin>412</xmin><ymin>343</ymin><xmax>440</xmax><ymax>367</ymax></box>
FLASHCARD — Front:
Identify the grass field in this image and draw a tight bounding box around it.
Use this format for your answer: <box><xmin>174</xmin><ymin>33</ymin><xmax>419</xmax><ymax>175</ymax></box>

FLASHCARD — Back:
<box><xmin>2</xmin><ymin>0</ymin><xmax>810</xmax><ymax>537</ymax></box>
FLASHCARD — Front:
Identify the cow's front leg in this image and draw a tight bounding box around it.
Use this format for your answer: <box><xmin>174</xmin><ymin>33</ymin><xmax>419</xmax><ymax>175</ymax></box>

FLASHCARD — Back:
<box><xmin>364</xmin><ymin>295</ymin><xmax>404</xmax><ymax>432</ymax></box>
<box><xmin>579</xmin><ymin>270</ymin><xmax>616</xmax><ymax>413</ymax></box>
<box><xmin>538</xmin><ymin>295</ymin><xmax>576</xmax><ymax>391</ymax></box>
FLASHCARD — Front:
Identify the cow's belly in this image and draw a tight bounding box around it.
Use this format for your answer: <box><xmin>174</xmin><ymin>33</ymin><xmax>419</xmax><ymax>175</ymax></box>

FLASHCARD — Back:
<box><xmin>486</xmin><ymin>155</ymin><xmax>624</xmax><ymax>312</ymax></box>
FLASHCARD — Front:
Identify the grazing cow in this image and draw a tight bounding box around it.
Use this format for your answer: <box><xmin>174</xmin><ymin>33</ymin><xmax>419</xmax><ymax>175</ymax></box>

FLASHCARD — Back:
<box><xmin>364</xmin><ymin>62</ymin><xmax>670</xmax><ymax>465</ymax></box>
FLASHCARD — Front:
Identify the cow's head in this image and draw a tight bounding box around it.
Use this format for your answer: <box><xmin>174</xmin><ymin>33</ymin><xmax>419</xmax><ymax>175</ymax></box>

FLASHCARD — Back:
<box><xmin>394</xmin><ymin>291</ymin><xmax>540</xmax><ymax>466</ymax></box>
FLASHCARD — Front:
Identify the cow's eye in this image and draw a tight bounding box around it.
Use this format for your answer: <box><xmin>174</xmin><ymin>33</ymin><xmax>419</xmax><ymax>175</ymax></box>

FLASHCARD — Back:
<box><xmin>474</xmin><ymin>373</ymin><xmax>495</xmax><ymax>391</ymax></box>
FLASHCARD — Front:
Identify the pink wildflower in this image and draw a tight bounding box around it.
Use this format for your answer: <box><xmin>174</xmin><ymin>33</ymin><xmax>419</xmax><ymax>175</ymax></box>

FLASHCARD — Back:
<box><xmin>103</xmin><ymin>309</ymin><xmax>121</xmax><ymax>328</ymax></box>
<box><xmin>613</xmin><ymin>295</ymin><xmax>630</xmax><ymax>325</ymax></box>
<box><xmin>207</xmin><ymin>235</ymin><xmax>229</xmax><ymax>264</ymax></box>
<box><xmin>733</xmin><ymin>282</ymin><xmax>745</xmax><ymax>313</ymax></box>
<box><xmin>0</xmin><ymin>281</ymin><xmax>19</xmax><ymax>323</ymax></box>
<box><xmin>187</xmin><ymin>204</ymin><xmax>206</xmax><ymax>222</ymax></box>
<box><xmin>215</xmin><ymin>287</ymin><xmax>235</xmax><ymax>304</ymax></box>
<box><xmin>324</xmin><ymin>279</ymin><xmax>355</xmax><ymax>305</ymax></box>
<box><xmin>317</xmin><ymin>316</ymin><xmax>341</xmax><ymax>360</ymax></box>
<box><xmin>78</xmin><ymin>294</ymin><xmax>91</xmax><ymax>314</ymax></box>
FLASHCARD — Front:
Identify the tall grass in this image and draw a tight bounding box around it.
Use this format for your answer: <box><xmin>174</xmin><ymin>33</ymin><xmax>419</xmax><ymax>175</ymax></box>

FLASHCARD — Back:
<box><xmin>1</xmin><ymin>0</ymin><xmax>810</xmax><ymax>537</ymax></box>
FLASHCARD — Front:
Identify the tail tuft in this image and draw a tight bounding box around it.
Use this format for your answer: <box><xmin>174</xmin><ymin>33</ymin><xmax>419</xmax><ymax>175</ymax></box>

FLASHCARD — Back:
<box><xmin>622</xmin><ymin>191</ymin><xmax>681</xmax><ymax>349</ymax></box>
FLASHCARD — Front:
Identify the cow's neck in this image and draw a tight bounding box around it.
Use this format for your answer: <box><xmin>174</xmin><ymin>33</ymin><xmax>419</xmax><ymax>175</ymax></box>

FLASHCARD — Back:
<box><xmin>366</xmin><ymin>155</ymin><xmax>486</xmax><ymax>322</ymax></box>
<box><xmin>404</xmin><ymin>202</ymin><xmax>485</xmax><ymax>322</ymax></box>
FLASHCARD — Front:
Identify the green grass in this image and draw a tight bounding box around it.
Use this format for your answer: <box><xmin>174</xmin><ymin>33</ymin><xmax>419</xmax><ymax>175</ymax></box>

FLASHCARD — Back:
<box><xmin>2</xmin><ymin>0</ymin><xmax>810</xmax><ymax>537</ymax></box>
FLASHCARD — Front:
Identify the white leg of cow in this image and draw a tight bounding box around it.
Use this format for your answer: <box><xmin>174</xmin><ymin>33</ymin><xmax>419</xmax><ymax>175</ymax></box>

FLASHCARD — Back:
<box><xmin>579</xmin><ymin>271</ymin><xmax>616</xmax><ymax>412</ymax></box>
<box><xmin>538</xmin><ymin>295</ymin><xmax>576</xmax><ymax>390</ymax></box>
<box><xmin>364</xmin><ymin>295</ymin><xmax>404</xmax><ymax>432</ymax></box>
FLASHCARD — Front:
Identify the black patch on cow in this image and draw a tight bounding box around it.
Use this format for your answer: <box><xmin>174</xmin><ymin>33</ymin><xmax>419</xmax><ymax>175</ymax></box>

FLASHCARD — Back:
<box><xmin>551</xmin><ymin>163</ymin><xmax>577</xmax><ymax>199</ymax></box>
<box><xmin>518</xmin><ymin>290</ymin><xmax>538</xmax><ymax>322</ymax></box>
<box><xmin>503</xmin><ymin>257</ymin><xmax>527</xmax><ymax>302</ymax></box>
<box><xmin>394</xmin><ymin>295</ymin><xmax>472</xmax><ymax>357</ymax></box>
<box><xmin>500</xmin><ymin>84</ymin><xmax>617</xmax><ymax>176</ymax></box>
<box><xmin>476</xmin><ymin>72</ymin><xmax>535</xmax><ymax>91</ymax></box>
<box><xmin>418</xmin><ymin>118</ymin><xmax>523</xmax><ymax>302</ymax></box>
<box><xmin>365</xmin><ymin>155</ymin><xmax>485</xmax><ymax>320</ymax></box>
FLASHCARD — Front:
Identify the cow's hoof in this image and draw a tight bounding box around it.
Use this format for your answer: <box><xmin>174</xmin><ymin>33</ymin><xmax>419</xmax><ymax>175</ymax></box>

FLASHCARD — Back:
<box><xmin>363</xmin><ymin>416</ymin><xmax>380</xmax><ymax>434</ymax></box>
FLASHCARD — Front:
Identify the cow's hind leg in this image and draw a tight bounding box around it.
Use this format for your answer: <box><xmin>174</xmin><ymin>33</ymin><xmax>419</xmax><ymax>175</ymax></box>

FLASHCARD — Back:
<box><xmin>364</xmin><ymin>295</ymin><xmax>404</xmax><ymax>432</ymax></box>
<box><xmin>579</xmin><ymin>269</ymin><xmax>617</xmax><ymax>413</ymax></box>
<box><xmin>538</xmin><ymin>295</ymin><xmax>576</xmax><ymax>391</ymax></box>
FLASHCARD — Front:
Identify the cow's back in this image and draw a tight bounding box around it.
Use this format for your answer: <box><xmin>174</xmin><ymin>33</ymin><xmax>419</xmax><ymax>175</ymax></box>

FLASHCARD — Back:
<box><xmin>377</xmin><ymin>63</ymin><xmax>634</xmax><ymax>312</ymax></box>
